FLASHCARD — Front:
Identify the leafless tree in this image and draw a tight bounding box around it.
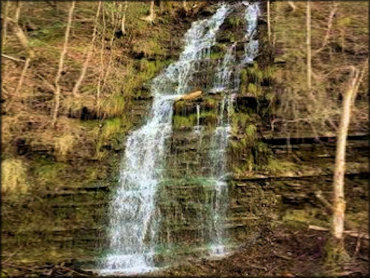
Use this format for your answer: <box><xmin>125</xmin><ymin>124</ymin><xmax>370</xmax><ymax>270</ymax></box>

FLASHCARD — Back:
<box><xmin>71</xmin><ymin>1</ymin><xmax>102</xmax><ymax>97</ymax></box>
<box><xmin>52</xmin><ymin>1</ymin><xmax>75</xmax><ymax>126</ymax></box>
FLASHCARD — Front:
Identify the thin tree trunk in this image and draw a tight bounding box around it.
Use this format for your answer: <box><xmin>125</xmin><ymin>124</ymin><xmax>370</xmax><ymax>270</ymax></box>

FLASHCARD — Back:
<box><xmin>315</xmin><ymin>2</ymin><xmax>338</xmax><ymax>55</ymax></box>
<box><xmin>100</xmin><ymin>14</ymin><xmax>120</xmax><ymax>95</ymax></box>
<box><xmin>183</xmin><ymin>0</ymin><xmax>188</xmax><ymax>14</ymax></box>
<box><xmin>110</xmin><ymin>2</ymin><xmax>116</xmax><ymax>26</ymax></box>
<box><xmin>97</xmin><ymin>2</ymin><xmax>106</xmax><ymax>108</ymax></box>
<box><xmin>306</xmin><ymin>1</ymin><xmax>312</xmax><ymax>91</ymax></box>
<box><xmin>332</xmin><ymin>66</ymin><xmax>360</xmax><ymax>243</ymax></box>
<box><xmin>13</xmin><ymin>57</ymin><xmax>30</xmax><ymax>96</ymax></box>
<box><xmin>71</xmin><ymin>1</ymin><xmax>101</xmax><ymax>97</ymax></box>
<box><xmin>351</xmin><ymin>63</ymin><xmax>367</xmax><ymax>106</ymax></box>
<box><xmin>14</xmin><ymin>0</ymin><xmax>21</xmax><ymax>23</ymax></box>
<box><xmin>149</xmin><ymin>0</ymin><xmax>155</xmax><ymax>21</ymax></box>
<box><xmin>120</xmin><ymin>0</ymin><xmax>128</xmax><ymax>34</ymax></box>
<box><xmin>11</xmin><ymin>10</ymin><xmax>34</xmax><ymax>97</ymax></box>
<box><xmin>143</xmin><ymin>0</ymin><xmax>155</xmax><ymax>23</ymax></box>
<box><xmin>322</xmin><ymin>2</ymin><xmax>338</xmax><ymax>49</ymax></box>
<box><xmin>2</xmin><ymin>1</ymin><xmax>10</xmax><ymax>45</ymax></box>
<box><xmin>288</xmin><ymin>1</ymin><xmax>297</xmax><ymax>12</ymax></box>
<box><xmin>267</xmin><ymin>0</ymin><xmax>271</xmax><ymax>42</ymax></box>
<box><xmin>5</xmin><ymin>4</ymin><xmax>35</xmax><ymax>104</ymax></box>
<box><xmin>52</xmin><ymin>1</ymin><xmax>75</xmax><ymax>127</ymax></box>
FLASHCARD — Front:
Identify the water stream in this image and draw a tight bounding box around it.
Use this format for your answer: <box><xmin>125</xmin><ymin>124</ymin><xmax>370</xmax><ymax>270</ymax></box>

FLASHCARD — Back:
<box><xmin>207</xmin><ymin>1</ymin><xmax>260</xmax><ymax>256</ymax></box>
<box><xmin>100</xmin><ymin>2</ymin><xmax>260</xmax><ymax>274</ymax></box>
<box><xmin>99</xmin><ymin>4</ymin><xmax>231</xmax><ymax>275</ymax></box>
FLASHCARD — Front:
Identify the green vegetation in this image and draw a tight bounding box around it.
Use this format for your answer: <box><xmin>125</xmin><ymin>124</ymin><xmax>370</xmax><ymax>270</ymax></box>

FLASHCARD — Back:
<box><xmin>227</xmin><ymin>15</ymin><xmax>242</xmax><ymax>28</ymax></box>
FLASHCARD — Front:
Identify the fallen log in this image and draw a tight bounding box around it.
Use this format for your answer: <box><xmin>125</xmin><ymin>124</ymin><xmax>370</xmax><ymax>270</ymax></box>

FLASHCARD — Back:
<box><xmin>176</xmin><ymin>90</ymin><xmax>202</xmax><ymax>101</ymax></box>
<box><xmin>308</xmin><ymin>225</ymin><xmax>369</xmax><ymax>240</ymax></box>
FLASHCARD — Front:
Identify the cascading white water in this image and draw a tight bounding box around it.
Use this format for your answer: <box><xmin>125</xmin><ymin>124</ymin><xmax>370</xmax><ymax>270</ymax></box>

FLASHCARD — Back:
<box><xmin>99</xmin><ymin>4</ymin><xmax>230</xmax><ymax>275</ymax></box>
<box><xmin>212</xmin><ymin>42</ymin><xmax>237</xmax><ymax>93</ymax></box>
<box><xmin>243</xmin><ymin>2</ymin><xmax>260</xmax><ymax>64</ymax></box>
<box><xmin>208</xmin><ymin>96</ymin><xmax>232</xmax><ymax>256</ymax></box>
<box><xmin>193</xmin><ymin>104</ymin><xmax>202</xmax><ymax>135</ymax></box>
<box><xmin>208</xmin><ymin>1</ymin><xmax>260</xmax><ymax>257</ymax></box>
<box><xmin>235</xmin><ymin>2</ymin><xmax>261</xmax><ymax>89</ymax></box>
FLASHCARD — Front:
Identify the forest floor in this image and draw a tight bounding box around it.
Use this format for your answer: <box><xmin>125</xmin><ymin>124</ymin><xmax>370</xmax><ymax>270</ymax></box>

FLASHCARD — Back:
<box><xmin>156</xmin><ymin>223</ymin><xmax>369</xmax><ymax>277</ymax></box>
<box><xmin>3</xmin><ymin>223</ymin><xmax>368</xmax><ymax>277</ymax></box>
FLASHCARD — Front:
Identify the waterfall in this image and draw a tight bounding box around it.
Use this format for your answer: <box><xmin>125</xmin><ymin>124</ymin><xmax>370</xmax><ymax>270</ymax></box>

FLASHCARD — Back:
<box><xmin>208</xmin><ymin>1</ymin><xmax>260</xmax><ymax>257</ymax></box>
<box><xmin>243</xmin><ymin>2</ymin><xmax>260</xmax><ymax>64</ymax></box>
<box><xmin>212</xmin><ymin>42</ymin><xmax>237</xmax><ymax>93</ymax></box>
<box><xmin>208</xmin><ymin>96</ymin><xmax>232</xmax><ymax>256</ymax></box>
<box><xmin>193</xmin><ymin>104</ymin><xmax>202</xmax><ymax>135</ymax></box>
<box><xmin>99</xmin><ymin>4</ymin><xmax>230</xmax><ymax>275</ymax></box>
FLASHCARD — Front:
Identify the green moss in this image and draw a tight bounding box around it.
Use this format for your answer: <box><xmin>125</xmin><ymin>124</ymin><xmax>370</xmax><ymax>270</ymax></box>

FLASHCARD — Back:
<box><xmin>324</xmin><ymin>238</ymin><xmax>350</xmax><ymax>272</ymax></box>
<box><xmin>231</xmin><ymin>112</ymin><xmax>251</xmax><ymax>134</ymax></box>
<box><xmin>262</xmin><ymin>66</ymin><xmax>275</xmax><ymax>83</ymax></box>
<box><xmin>265</xmin><ymin>158</ymin><xmax>298</xmax><ymax>174</ymax></box>
<box><xmin>247</xmin><ymin>83</ymin><xmax>259</xmax><ymax>96</ymax></box>
<box><xmin>99</xmin><ymin>94</ymin><xmax>126</xmax><ymax>118</ymax></box>
<box><xmin>227</xmin><ymin>16</ymin><xmax>242</xmax><ymax>27</ymax></box>
<box><xmin>173</xmin><ymin>114</ymin><xmax>197</xmax><ymax>129</ymax></box>
<box><xmin>247</xmin><ymin>63</ymin><xmax>263</xmax><ymax>84</ymax></box>
<box><xmin>174</xmin><ymin>101</ymin><xmax>187</xmax><ymax>114</ymax></box>
<box><xmin>245</xmin><ymin>124</ymin><xmax>257</xmax><ymax>140</ymax></box>
<box><xmin>204</xmin><ymin>98</ymin><xmax>217</xmax><ymax>110</ymax></box>
<box><xmin>209</xmin><ymin>51</ymin><xmax>224</xmax><ymax>60</ymax></box>
<box><xmin>160</xmin><ymin>176</ymin><xmax>215</xmax><ymax>188</ymax></box>
<box><xmin>101</xmin><ymin>118</ymin><xmax>123</xmax><ymax>140</ymax></box>
<box><xmin>34</xmin><ymin>163</ymin><xmax>68</xmax><ymax>183</ymax></box>
<box><xmin>199</xmin><ymin>111</ymin><xmax>218</xmax><ymax>127</ymax></box>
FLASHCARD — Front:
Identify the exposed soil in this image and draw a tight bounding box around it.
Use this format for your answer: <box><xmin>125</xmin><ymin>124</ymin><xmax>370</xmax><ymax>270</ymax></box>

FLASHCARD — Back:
<box><xmin>3</xmin><ymin>224</ymin><xmax>367</xmax><ymax>277</ymax></box>
<box><xmin>154</xmin><ymin>224</ymin><xmax>369</xmax><ymax>277</ymax></box>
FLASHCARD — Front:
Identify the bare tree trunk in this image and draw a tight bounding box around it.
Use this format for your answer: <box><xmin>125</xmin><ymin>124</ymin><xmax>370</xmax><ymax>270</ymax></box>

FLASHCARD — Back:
<box><xmin>120</xmin><ymin>0</ymin><xmax>128</xmax><ymax>34</ymax></box>
<box><xmin>101</xmin><ymin>14</ymin><xmax>119</xmax><ymax>95</ymax></box>
<box><xmin>5</xmin><ymin>5</ymin><xmax>35</xmax><ymax>103</ymax></box>
<box><xmin>97</xmin><ymin>2</ymin><xmax>106</xmax><ymax>108</ymax></box>
<box><xmin>267</xmin><ymin>0</ymin><xmax>271</xmax><ymax>42</ymax></box>
<box><xmin>149</xmin><ymin>0</ymin><xmax>155</xmax><ymax>21</ymax></box>
<box><xmin>288</xmin><ymin>1</ymin><xmax>297</xmax><ymax>12</ymax></box>
<box><xmin>52</xmin><ymin>1</ymin><xmax>75</xmax><ymax>126</ymax></box>
<box><xmin>315</xmin><ymin>2</ymin><xmax>338</xmax><ymax>55</ymax></box>
<box><xmin>143</xmin><ymin>0</ymin><xmax>155</xmax><ymax>23</ymax></box>
<box><xmin>110</xmin><ymin>2</ymin><xmax>116</xmax><ymax>26</ymax></box>
<box><xmin>183</xmin><ymin>0</ymin><xmax>188</xmax><ymax>14</ymax></box>
<box><xmin>14</xmin><ymin>57</ymin><xmax>31</xmax><ymax>96</ymax></box>
<box><xmin>306</xmin><ymin>1</ymin><xmax>312</xmax><ymax>91</ymax></box>
<box><xmin>2</xmin><ymin>0</ymin><xmax>10</xmax><ymax>45</ymax></box>
<box><xmin>351</xmin><ymin>63</ymin><xmax>367</xmax><ymax>106</ymax></box>
<box><xmin>71</xmin><ymin>1</ymin><xmax>101</xmax><ymax>97</ymax></box>
<box><xmin>328</xmin><ymin>66</ymin><xmax>361</xmax><ymax>265</ymax></box>
<box><xmin>14</xmin><ymin>0</ymin><xmax>21</xmax><ymax>23</ymax></box>
<box><xmin>322</xmin><ymin>2</ymin><xmax>338</xmax><ymax>49</ymax></box>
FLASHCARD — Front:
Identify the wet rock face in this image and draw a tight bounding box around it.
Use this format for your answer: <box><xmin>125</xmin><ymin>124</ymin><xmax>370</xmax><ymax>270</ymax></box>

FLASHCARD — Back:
<box><xmin>154</xmin><ymin>3</ymin><xmax>269</xmax><ymax>263</ymax></box>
